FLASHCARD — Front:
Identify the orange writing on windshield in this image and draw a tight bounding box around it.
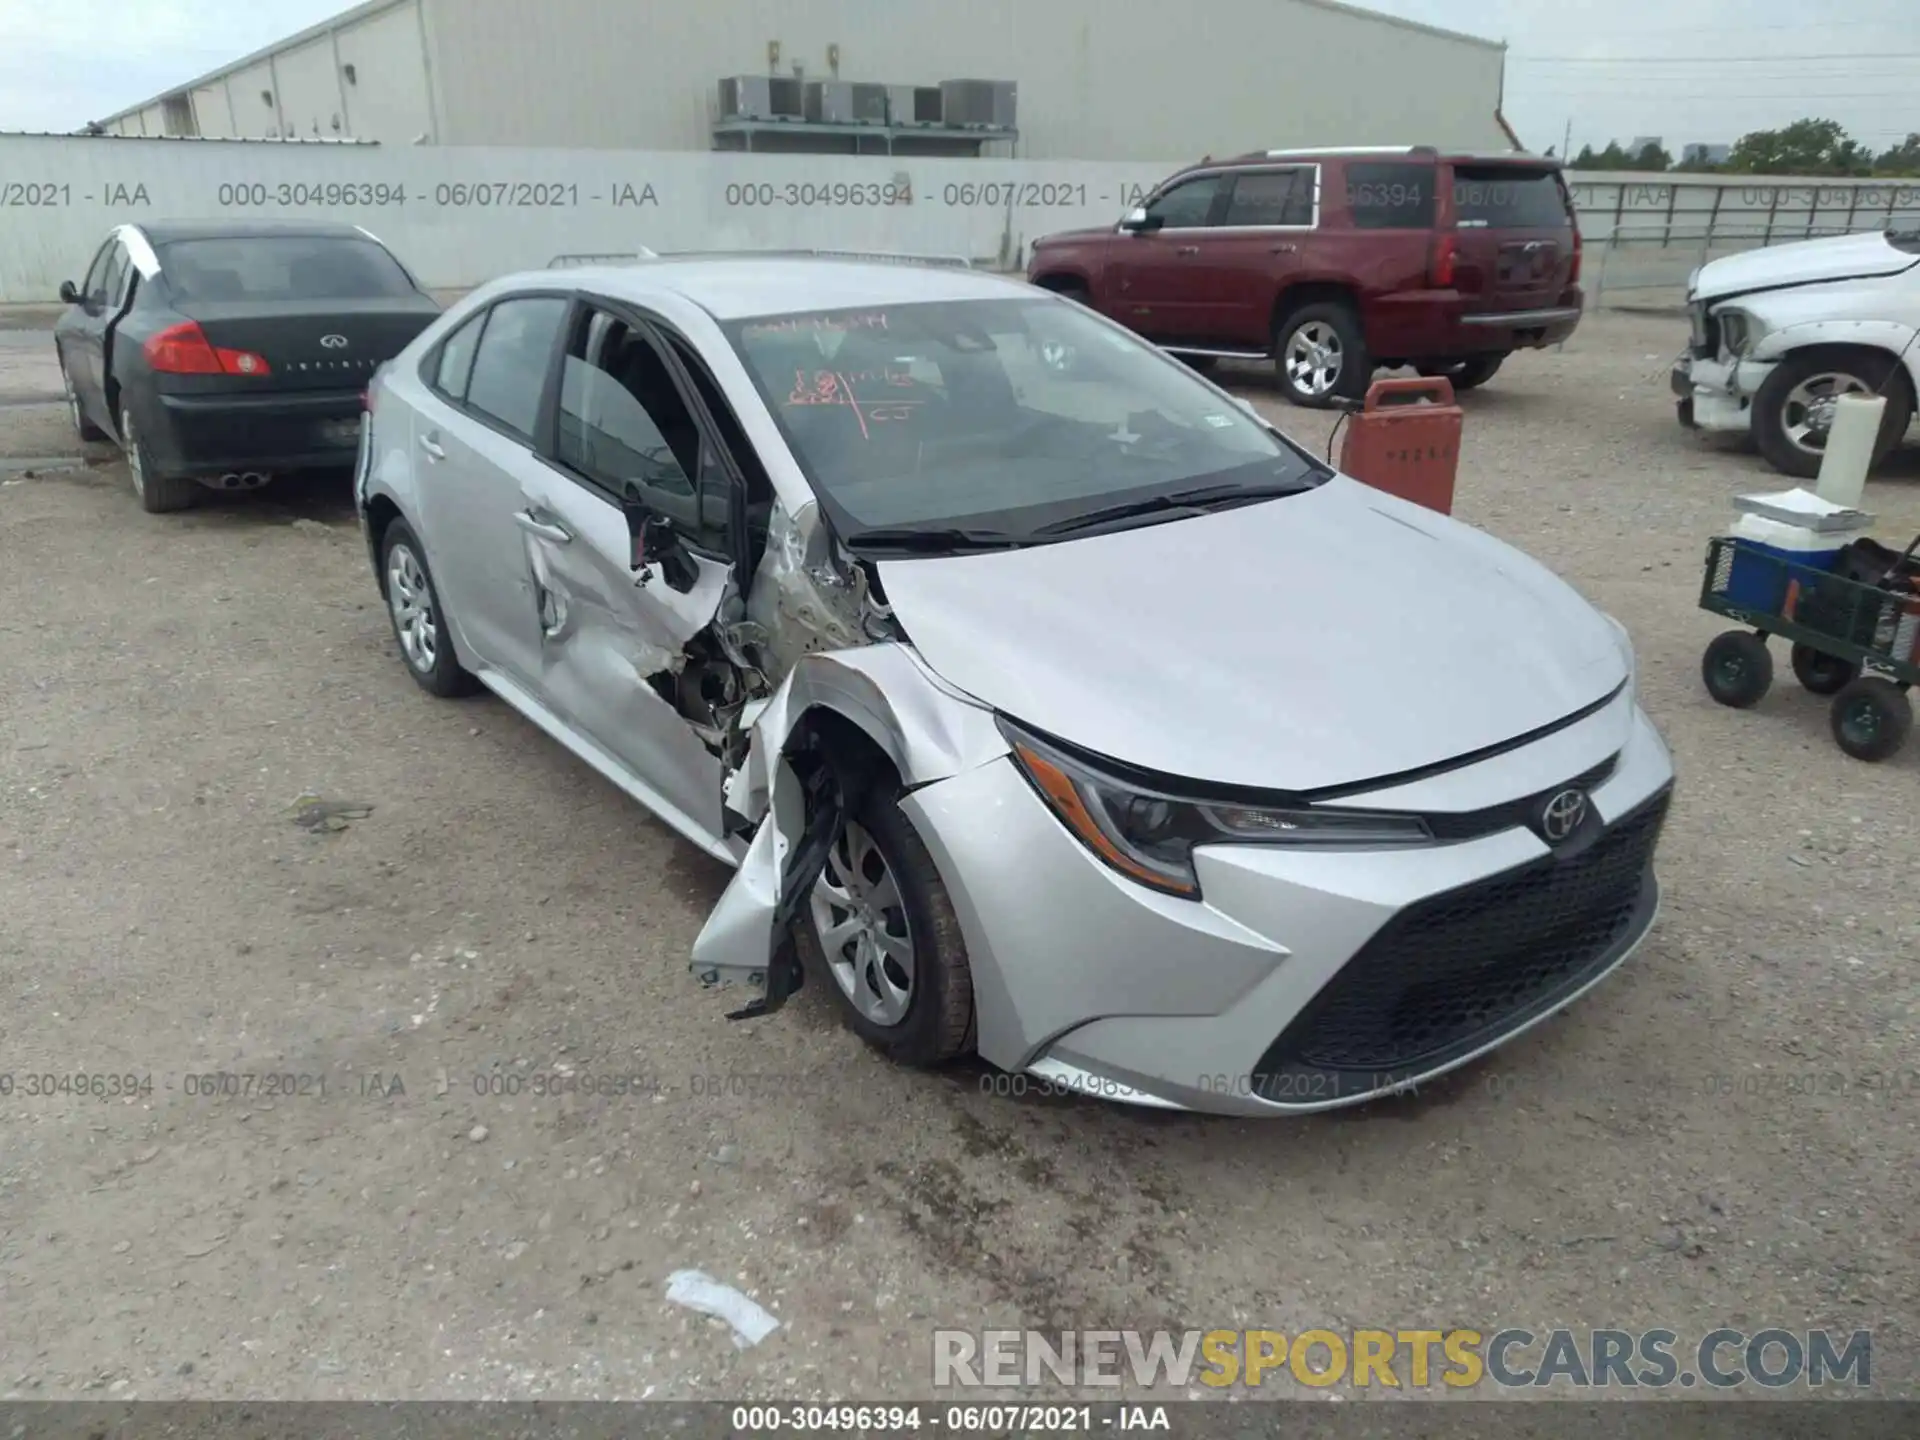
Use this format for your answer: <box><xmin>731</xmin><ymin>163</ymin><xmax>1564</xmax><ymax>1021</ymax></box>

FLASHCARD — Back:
<box><xmin>784</xmin><ymin>368</ymin><xmax>924</xmax><ymax>439</ymax></box>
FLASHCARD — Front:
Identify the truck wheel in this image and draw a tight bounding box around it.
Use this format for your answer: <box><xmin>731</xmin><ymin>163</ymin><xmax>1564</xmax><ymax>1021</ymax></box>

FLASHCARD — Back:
<box><xmin>1752</xmin><ymin>351</ymin><xmax>1914</xmax><ymax>480</ymax></box>
<box><xmin>1275</xmin><ymin>303</ymin><xmax>1369</xmax><ymax>409</ymax></box>
<box><xmin>1418</xmin><ymin>355</ymin><xmax>1506</xmax><ymax>391</ymax></box>
<box><xmin>1702</xmin><ymin>630</ymin><xmax>1772</xmax><ymax>708</ymax></box>
<box><xmin>1830</xmin><ymin>677</ymin><xmax>1912</xmax><ymax>762</ymax></box>
<box><xmin>1790</xmin><ymin>643</ymin><xmax>1857</xmax><ymax>696</ymax></box>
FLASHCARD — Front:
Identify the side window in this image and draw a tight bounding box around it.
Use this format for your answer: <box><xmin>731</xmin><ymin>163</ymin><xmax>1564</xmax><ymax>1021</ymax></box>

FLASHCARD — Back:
<box><xmin>556</xmin><ymin>311</ymin><xmax>728</xmax><ymax>553</ymax></box>
<box><xmin>1224</xmin><ymin>169</ymin><xmax>1314</xmax><ymax>227</ymax></box>
<box><xmin>1145</xmin><ymin>175</ymin><xmax>1223</xmax><ymax>229</ymax></box>
<box><xmin>464</xmin><ymin>296</ymin><xmax>568</xmax><ymax>440</ymax></box>
<box><xmin>99</xmin><ymin>246</ymin><xmax>132</xmax><ymax>309</ymax></box>
<box><xmin>1343</xmin><ymin>163</ymin><xmax>1438</xmax><ymax>230</ymax></box>
<box><xmin>80</xmin><ymin>241</ymin><xmax>115</xmax><ymax>305</ymax></box>
<box><xmin>431</xmin><ymin>310</ymin><xmax>486</xmax><ymax>401</ymax></box>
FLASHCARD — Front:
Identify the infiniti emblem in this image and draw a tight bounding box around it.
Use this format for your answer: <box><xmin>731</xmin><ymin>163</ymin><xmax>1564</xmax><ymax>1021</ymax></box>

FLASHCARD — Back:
<box><xmin>320</xmin><ymin>334</ymin><xmax>349</xmax><ymax>349</ymax></box>
<box><xmin>1540</xmin><ymin>788</ymin><xmax>1590</xmax><ymax>843</ymax></box>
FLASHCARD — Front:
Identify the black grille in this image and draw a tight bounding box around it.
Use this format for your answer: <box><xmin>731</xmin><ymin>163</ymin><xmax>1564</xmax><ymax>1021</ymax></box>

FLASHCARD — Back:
<box><xmin>1252</xmin><ymin>787</ymin><xmax>1670</xmax><ymax>1103</ymax></box>
<box><xmin>1423</xmin><ymin>754</ymin><xmax>1618</xmax><ymax>842</ymax></box>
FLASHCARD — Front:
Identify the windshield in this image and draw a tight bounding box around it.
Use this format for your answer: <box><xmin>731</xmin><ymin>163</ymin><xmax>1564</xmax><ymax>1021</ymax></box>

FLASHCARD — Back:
<box><xmin>723</xmin><ymin>296</ymin><xmax>1324</xmax><ymax>545</ymax></box>
<box><xmin>160</xmin><ymin>237</ymin><xmax>418</xmax><ymax>304</ymax></box>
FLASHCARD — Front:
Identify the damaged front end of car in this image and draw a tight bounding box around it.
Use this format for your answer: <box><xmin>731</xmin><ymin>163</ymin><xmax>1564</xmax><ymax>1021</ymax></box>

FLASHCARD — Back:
<box><xmin>650</xmin><ymin>491</ymin><xmax>1008</xmax><ymax>1018</ymax></box>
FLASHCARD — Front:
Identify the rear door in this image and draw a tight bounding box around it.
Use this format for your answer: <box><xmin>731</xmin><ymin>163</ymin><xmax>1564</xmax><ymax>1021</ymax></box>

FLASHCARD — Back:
<box><xmin>1442</xmin><ymin>162</ymin><xmax>1577</xmax><ymax>315</ymax></box>
<box><xmin>1105</xmin><ymin>172</ymin><xmax>1230</xmax><ymax>343</ymax></box>
<box><xmin>156</xmin><ymin>234</ymin><xmax>438</xmax><ymax>395</ymax></box>
<box><xmin>412</xmin><ymin>294</ymin><xmax>570</xmax><ymax>685</ymax></box>
<box><xmin>1193</xmin><ymin>166</ymin><xmax>1318</xmax><ymax>347</ymax></box>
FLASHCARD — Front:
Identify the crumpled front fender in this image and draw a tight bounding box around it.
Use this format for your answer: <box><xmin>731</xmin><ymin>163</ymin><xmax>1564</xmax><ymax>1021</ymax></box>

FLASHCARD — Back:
<box><xmin>689</xmin><ymin>643</ymin><xmax>1009</xmax><ymax>1012</ymax></box>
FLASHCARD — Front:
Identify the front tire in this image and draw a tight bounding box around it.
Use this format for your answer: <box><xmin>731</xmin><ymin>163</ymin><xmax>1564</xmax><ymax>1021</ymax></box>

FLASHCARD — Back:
<box><xmin>795</xmin><ymin>782</ymin><xmax>974</xmax><ymax>1068</ymax></box>
<box><xmin>1275</xmin><ymin>302</ymin><xmax>1370</xmax><ymax>408</ymax></box>
<box><xmin>120</xmin><ymin>407</ymin><xmax>198</xmax><ymax>514</ymax></box>
<box><xmin>1418</xmin><ymin>354</ymin><xmax>1506</xmax><ymax>391</ymax></box>
<box><xmin>1702</xmin><ymin>630</ymin><xmax>1773</xmax><ymax>708</ymax></box>
<box><xmin>1752</xmin><ymin>351</ymin><xmax>1914</xmax><ymax>480</ymax></box>
<box><xmin>381</xmin><ymin>520</ymin><xmax>479</xmax><ymax>698</ymax></box>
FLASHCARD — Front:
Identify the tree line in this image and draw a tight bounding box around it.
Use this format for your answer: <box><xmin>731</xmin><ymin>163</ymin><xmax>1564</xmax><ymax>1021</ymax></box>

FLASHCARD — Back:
<box><xmin>1569</xmin><ymin>120</ymin><xmax>1920</xmax><ymax>177</ymax></box>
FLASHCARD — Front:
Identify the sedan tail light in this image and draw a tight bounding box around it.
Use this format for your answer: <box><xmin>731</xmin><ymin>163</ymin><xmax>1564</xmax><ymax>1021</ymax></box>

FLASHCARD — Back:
<box><xmin>144</xmin><ymin>321</ymin><xmax>272</xmax><ymax>376</ymax></box>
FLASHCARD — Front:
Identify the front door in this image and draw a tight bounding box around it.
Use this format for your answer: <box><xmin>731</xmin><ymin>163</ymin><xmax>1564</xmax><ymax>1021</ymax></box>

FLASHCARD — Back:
<box><xmin>1105</xmin><ymin>172</ymin><xmax>1228</xmax><ymax>344</ymax></box>
<box><xmin>55</xmin><ymin>239</ymin><xmax>123</xmax><ymax>430</ymax></box>
<box><xmin>513</xmin><ymin>304</ymin><xmax>736</xmax><ymax>846</ymax></box>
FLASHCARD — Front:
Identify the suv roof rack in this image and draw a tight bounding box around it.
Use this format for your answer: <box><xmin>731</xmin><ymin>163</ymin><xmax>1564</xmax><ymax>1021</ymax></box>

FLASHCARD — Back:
<box><xmin>1251</xmin><ymin>144</ymin><xmax>1440</xmax><ymax>160</ymax></box>
<box><xmin>547</xmin><ymin>248</ymin><xmax>659</xmax><ymax>268</ymax></box>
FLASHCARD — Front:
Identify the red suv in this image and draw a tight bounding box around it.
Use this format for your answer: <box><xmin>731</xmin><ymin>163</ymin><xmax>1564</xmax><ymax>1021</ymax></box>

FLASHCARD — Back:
<box><xmin>1026</xmin><ymin>146</ymin><xmax>1583</xmax><ymax>407</ymax></box>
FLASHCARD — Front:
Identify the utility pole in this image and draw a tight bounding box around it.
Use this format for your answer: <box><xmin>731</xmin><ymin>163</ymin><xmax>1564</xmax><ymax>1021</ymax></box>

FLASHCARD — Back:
<box><xmin>1563</xmin><ymin>118</ymin><xmax>1573</xmax><ymax>160</ymax></box>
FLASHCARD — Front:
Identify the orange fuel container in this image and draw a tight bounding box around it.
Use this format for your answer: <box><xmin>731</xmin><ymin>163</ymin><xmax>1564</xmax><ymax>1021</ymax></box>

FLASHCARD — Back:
<box><xmin>1337</xmin><ymin>376</ymin><xmax>1463</xmax><ymax>515</ymax></box>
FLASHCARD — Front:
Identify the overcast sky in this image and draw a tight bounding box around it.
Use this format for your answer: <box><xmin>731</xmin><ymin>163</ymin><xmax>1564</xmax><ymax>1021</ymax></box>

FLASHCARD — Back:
<box><xmin>1</xmin><ymin>0</ymin><xmax>1915</xmax><ymax>155</ymax></box>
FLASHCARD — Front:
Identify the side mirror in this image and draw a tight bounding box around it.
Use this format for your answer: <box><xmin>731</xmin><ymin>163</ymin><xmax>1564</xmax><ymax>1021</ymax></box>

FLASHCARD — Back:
<box><xmin>58</xmin><ymin>280</ymin><xmax>80</xmax><ymax>305</ymax></box>
<box><xmin>1119</xmin><ymin>206</ymin><xmax>1162</xmax><ymax>234</ymax></box>
<box><xmin>624</xmin><ymin>494</ymin><xmax>696</xmax><ymax>590</ymax></box>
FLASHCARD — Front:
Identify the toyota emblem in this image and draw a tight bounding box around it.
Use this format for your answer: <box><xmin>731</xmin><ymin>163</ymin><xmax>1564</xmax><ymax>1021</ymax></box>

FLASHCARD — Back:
<box><xmin>1540</xmin><ymin>788</ymin><xmax>1590</xmax><ymax>843</ymax></box>
<box><xmin>320</xmin><ymin>334</ymin><xmax>349</xmax><ymax>349</ymax></box>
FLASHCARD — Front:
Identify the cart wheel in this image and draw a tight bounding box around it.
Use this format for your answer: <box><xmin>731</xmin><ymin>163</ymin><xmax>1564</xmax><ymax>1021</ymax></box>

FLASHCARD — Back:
<box><xmin>1790</xmin><ymin>643</ymin><xmax>1858</xmax><ymax>696</ymax></box>
<box><xmin>1829</xmin><ymin>678</ymin><xmax>1912</xmax><ymax>762</ymax></box>
<box><xmin>1702</xmin><ymin>631</ymin><xmax>1773</xmax><ymax>708</ymax></box>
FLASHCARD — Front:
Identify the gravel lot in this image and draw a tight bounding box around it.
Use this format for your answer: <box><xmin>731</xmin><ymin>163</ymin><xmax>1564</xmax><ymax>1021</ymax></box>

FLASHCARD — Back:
<box><xmin>1</xmin><ymin>312</ymin><xmax>1916</xmax><ymax>1405</ymax></box>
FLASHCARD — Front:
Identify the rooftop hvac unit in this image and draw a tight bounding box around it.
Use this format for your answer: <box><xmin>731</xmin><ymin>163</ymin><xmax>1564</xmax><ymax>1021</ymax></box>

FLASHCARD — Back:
<box><xmin>885</xmin><ymin>86</ymin><xmax>945</xmax><ymax>126</ymax></box>
<box><xmin>938</xmin><ymin>79</ymin><xmax>1016</xmax><ymax>130</ymax></box>
<box><xmin>718</xmin><ymin>75</ymin><xmax>805</xmax><ymax>121</ymax></box>
<box><xmin>804</xmin><ymin>81</ymin><xmax>889</xmax><ymax>126</ymax></box>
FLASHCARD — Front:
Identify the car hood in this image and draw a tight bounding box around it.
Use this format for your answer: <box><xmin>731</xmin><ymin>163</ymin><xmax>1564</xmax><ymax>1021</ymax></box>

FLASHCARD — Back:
<box><xmin>1693</xmin><ymin>231</ymin><xmax>1920</xmax><ymax>304</ymax></box>
<box><xmin>875</xmin><ymin>478</ymin><xmax>1627</xmax><ymax>792</ymax></box>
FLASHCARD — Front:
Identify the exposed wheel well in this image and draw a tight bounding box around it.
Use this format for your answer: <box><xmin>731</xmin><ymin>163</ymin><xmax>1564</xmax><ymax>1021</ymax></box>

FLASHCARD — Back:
<box><xmin>1031</xmin><ymin>272</ymin><xmax>1090</xmax><ymax>299</ymax></box>
<box><xmin>365</xmin><ymin>496</ymin><xmax>405</xmax><ymax>592</ymax></box>
<box><xmin>1271</xmin><ymin>282</ymin><xmax>1361</xmax><ymax>339</ymax></box>
<box><xmin>790</xmin><ymin>707</ymin><xmax>904</xmax><ymax>797</ymax></box>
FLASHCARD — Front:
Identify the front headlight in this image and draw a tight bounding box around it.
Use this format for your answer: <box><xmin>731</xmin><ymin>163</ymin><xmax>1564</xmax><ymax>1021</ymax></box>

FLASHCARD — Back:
<box><xmin>999</xmin><ymin>718</ymin><xmax>1432</xmax><ymax>899</ymax></box>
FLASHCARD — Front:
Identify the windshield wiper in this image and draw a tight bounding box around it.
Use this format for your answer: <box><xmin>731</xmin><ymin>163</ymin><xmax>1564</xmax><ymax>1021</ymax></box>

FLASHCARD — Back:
<box><xmin>1031</xmin><ymin>479</ymin><xmax>1322</xmax><ymax>538</ymax></box>
<box><xmin>845</xmin><ymin>525</ymin><xmax>1029</xmax><ymax>554</ymax></box>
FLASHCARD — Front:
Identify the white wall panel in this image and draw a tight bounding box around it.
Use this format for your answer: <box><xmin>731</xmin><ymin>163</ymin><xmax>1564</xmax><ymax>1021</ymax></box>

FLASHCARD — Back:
<box><xmin>272</xmin><ymin>37</ymin><xmax>350</xmax><ymax>141</ymax></box>
<box><xmin>335</xmin><ymin>2</ymin><xmax>434</xmax><ymax>144</ymax></box>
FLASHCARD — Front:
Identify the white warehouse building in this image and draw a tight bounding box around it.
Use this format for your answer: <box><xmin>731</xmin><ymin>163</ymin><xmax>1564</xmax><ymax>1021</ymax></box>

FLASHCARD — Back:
<box><xmin>96</xmin><ymin>0</ymin><xmax>1515</xmax><ymax>162</ymax></box>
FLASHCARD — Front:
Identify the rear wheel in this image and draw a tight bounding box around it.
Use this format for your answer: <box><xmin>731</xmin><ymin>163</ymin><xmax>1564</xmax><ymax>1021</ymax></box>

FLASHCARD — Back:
<box><xmin>120</xmin><ymin>407</ymin><xmax>198</xmax><ymax>514</ymax></box>
<box><xmin>381</xmin><ymin>520</ymin><xmax>479</xmax><ymax>698</ymax></box>
<box><xmin>1275</xmin><ymin>302</ymin><xmax>1369</xmax><ymax>408</ymax></box>
<box><xmin>1752</xmin><ymin>350</ymin><xmax>1914</xmax><ymax>480</ymax></box>
<box><xmin>1829</xmin><ymin>678</ymin><xmax>1912</xmax><ymax>762</ymax></box>
<box><xmin>1417</xmin><ymin>354</ymin><xmax>1507</xmax><ymax>391</ymax></box>
<box><xmin>1790</xmin><ymin>643</ymin><xmax>1858</xmax><ymax>696</ymax></box>
<box><xmin>796</xmin><ymin>782</ymin><xmax>974</xmax><ymax>1068</ymax></box>
<box><xmin>1701</xmin><ymin>630</ymin><xmax>1772</xmax><ymax>708</ymax></box>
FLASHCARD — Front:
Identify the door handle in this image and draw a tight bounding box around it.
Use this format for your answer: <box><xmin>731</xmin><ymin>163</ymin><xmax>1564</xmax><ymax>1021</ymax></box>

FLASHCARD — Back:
<box><xmin>1176</xmin><ymin>245</ymin><xmax>1201</xmax><ymax>257</ymax></box>
<box><xmin>418</xmin><ymin>433</ymin><xmax>445</xmax><ymax>461</ymax></box>
<box><xmin>1270</xmin><ymin>243</ymin><xmax>1298</xmax><ymax>254</ymax></box>
<box><xmin>514</xmin><ymin>509</ymin><xmax>572</xmax><ymax>544</ymax></box>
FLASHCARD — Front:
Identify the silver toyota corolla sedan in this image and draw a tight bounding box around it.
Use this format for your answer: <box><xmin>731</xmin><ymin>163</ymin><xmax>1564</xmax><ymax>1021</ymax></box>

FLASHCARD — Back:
<box><xmin>354</xmin><ymin>256</ymin><xmax>1675</xmax><ymax>1116</ymax></box>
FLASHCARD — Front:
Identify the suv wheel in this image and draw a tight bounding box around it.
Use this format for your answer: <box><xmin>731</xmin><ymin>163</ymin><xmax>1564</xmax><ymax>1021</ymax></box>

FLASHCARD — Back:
<box><xmin>1276</xmin><ymin>303</ymin><xmax>1369</xmax><ymax>408</ymax></box>
<box><xmin>1752</xmin><ymin>351</ymin><xmax>1914</xmax><ymax>480</ymax></box>
<box><xmin>1418</xmin><ymin>355</ymin><xmax>1506</xmax><ymax>391</ymax></box>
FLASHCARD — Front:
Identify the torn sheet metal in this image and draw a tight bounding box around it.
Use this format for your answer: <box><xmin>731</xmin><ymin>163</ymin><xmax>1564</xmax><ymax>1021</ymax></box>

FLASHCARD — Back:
<box><xmin>745</xmin><ymin>497</ymin><xmax>870</xmax><ymax>679</ymax></box>
<box><xmin>691</xmin><ymin>642</ymin><xmax>1009</xmax><ymax>1006</ymax></box>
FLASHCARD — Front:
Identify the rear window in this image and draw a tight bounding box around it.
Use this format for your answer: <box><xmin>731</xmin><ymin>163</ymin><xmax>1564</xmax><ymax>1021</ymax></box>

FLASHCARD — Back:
<box><xmin>1450</xmin><ymin>167</ymin><xmax>1570</xmax><ymax>229</ymax></box>
<box><xmin>1343</xmin><ymin>163</ymin><xmax>1437</xmax><ymax>229</ymax></box>
<box><xmin>160</xmin><ymin>236</ymin><xmax>417</xmax><ymax>304</ymax></box>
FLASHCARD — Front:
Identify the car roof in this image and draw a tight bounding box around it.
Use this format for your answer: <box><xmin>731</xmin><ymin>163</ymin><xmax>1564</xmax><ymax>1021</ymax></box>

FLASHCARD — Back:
<box><xmin>135</xmin><ymin>219</ymin><xmax>379</xmax><ymax>245</ymax></box>
<box><xmin>519</xmin><ymin>256</ymin><xmax>1032</xmax><ymax>322</ymax></box>
<box><xmin>1203</xmin><ymin>146</ymin><xmax>1559</xmax><ymax>167</ymax></box>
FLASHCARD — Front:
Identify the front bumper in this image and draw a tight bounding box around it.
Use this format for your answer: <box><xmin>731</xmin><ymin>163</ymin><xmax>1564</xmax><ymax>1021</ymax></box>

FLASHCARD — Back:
<box><xmin>901</xmin><ymin>693</ymin><xmax>1675</xmax><ymax>1116</ymax></box>
<box><xmin>1671</xmin><ymin>352</ymin><xmax>1776</xmax><ymax>435</ymax></box>
<box><xmin>145</xmin><ymin>389</ymin><xmax>366</xmax><ymax>476</ymax></box>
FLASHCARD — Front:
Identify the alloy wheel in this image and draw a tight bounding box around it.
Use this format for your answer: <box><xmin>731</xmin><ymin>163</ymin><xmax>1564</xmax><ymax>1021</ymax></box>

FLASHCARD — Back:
<box><xmin>810</xmin><ymin>819</ymin><xmax>916</xmax><ymax>1027</ymax></box>
<box><xmin>1780</xmin><ymin>371</ymin><xmax>1871</xmax><ymax>457</ymax></box>
<box><xmin>386</xmin><ymin>543</ymin><xmax>439</xmax><ymax>674</ymax></box>
<box><xmin>1284</xmin><ymin>321</ymin><xmax>1344</xmax><ymax>398</ymax></box>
